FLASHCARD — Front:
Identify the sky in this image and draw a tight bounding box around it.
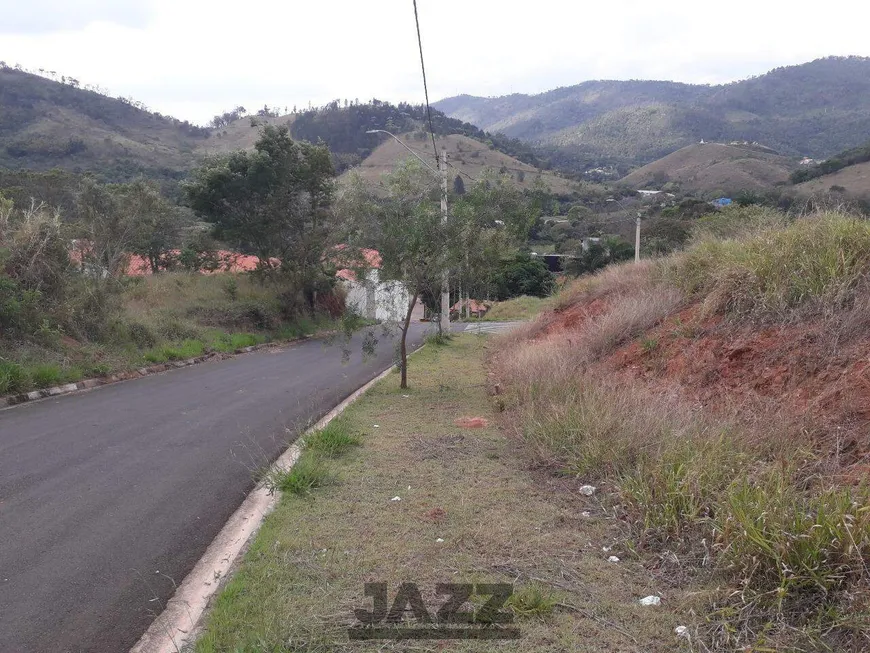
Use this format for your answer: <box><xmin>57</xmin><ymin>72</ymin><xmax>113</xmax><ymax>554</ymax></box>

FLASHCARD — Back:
<box><xmin>2</xmin><ymin>0</ymin><xmax>870</xmax><ymax>125</ymax></box>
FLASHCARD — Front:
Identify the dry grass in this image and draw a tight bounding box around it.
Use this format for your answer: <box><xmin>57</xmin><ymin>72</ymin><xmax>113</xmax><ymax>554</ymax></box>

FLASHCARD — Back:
<box><xmin>195</xmin><ymin>336</ymin><xmax>688</xmax><ymax>652</ymax></box>
<box><xmin>489</xmin><ymin>230</ymin><xmax>870</xmax><ymax>650</ymax></box>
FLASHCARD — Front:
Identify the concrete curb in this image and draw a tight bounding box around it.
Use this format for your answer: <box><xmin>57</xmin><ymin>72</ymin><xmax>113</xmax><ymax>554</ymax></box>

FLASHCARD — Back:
<box><xmin>129</xmin><ymin>358</ymin><xmax>403</xmax><ymax>653</ymax></box>
<box><xmin>0</xmin><ymin>338</ymin><xmax>317</xmax><ymax>411</ymax></box>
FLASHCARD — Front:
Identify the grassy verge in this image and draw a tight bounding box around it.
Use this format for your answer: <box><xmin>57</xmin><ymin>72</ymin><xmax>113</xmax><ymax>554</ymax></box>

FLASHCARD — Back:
<box><xmin>478</xmin><ymin>295</ymin><xmax>549</xmax><ymax>322</ymax></box>
<box><xmin>195</xmin><ymin>335</ymin><xmax>687</xmax><ymax>652</ymax></box>
<box><xmin>0</xmin><ymin>272</ymin><xmax>337</xmax><ymax>395</ymax></box>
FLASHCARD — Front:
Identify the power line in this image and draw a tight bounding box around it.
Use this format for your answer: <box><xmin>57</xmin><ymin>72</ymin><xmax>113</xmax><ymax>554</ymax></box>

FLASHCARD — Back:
<box><xmin>411</xmin><ymin>0</ymin><xmax>439</xmax><ymax>164</ymax></box>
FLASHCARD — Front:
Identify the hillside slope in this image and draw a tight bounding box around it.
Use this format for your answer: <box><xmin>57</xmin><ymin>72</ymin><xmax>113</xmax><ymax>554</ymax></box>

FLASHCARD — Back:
<box><xmin>435</xmin><ymin>57</ymin><xmax>870</xmax><ymax>164</ymax></box>
<box><xmin>0</xmin><ymin>66</ymin><xmax>210</xmax><ymax>181</ymax></box>
<box><xmin>340</xmin><ymin>132</ymin><xmax>577</xmax><ymax>194</ymax></box>
<box><xmin>621</xmin><ymin>143</ymin><xmax>794</xmax><ymax>194</ymax></box>
<box><xmin>796</xmin><ymin>161</ymin><xmax>870</xmax><ymax>198</ymax></box>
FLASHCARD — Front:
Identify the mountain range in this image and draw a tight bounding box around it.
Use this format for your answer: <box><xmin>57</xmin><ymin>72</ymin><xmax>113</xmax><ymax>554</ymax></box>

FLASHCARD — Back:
<box><xmin>434</xmin><ymin>57</ymin><xmax>870</xmax><ymax>169</ymax></box>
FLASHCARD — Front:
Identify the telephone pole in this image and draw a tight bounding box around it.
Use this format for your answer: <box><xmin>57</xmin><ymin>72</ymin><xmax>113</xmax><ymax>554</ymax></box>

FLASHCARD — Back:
<box><xmin>439</xmin><ymin>150</ymin><xmax>450</xmax><ymax>334</ymax></box>
<box><xmin>635</xmin><ymin>215</ymin><xmax>641</xmax><ymax>263</ymax></box>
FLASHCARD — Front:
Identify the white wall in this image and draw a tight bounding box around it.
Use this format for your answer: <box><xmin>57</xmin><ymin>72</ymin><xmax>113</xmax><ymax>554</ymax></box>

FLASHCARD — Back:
<box><xmin>341</xmin><ymin>269</ymin><xmax>410</xmax><ymax>322</ymax></box>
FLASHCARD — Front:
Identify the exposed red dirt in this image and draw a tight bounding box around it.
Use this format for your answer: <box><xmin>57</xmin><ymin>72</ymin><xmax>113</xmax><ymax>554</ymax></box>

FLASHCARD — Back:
<box><xmin>536</xmin><ymin>297</ymin><xmax>609</xmax><ymax>339</ymax></box>
<box><xmin>539</xmin><ymin>295</ymin><xmax>870</xmax><ymax>458</ymax></box>
<box><xmin>607</xmin><ymin>304</ymin><xmax>870</xmax><ymax>439</ymax></box>
<box><xmin>454</xmin><ymin>416</ymin><xmax>489</xmax><ymax>428</ymax></box>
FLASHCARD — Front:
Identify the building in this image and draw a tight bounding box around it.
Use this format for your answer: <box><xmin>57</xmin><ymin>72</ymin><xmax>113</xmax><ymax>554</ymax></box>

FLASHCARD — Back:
<box><xmin>336</xmin><ymin>248</ymin><xmax>411</xmax><ymax>322</ymax></box>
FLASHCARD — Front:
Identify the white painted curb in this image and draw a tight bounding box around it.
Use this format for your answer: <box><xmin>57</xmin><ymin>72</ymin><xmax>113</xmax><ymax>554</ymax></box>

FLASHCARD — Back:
<box><xmin>130</xmin><ymin>362</ymin><xmax>399</xmax><ymax>653</ymax></box>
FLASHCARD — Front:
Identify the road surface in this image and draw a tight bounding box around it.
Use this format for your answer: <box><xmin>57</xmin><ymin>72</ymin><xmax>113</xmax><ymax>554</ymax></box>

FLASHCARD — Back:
<box><xmin>0</xmin><ymin>324</ymin><xmax>433</xmax><ymax>652</ymax></box>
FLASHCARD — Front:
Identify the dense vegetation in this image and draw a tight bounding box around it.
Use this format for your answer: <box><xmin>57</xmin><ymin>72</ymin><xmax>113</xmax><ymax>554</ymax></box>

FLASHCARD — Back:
<box><xmin>790</xmin><ymin>139</ymin><xmax>870</xmax><ymax>183</ymax></box>
<box><xmin>290</xmin><ymin>99</ymin><xmax>545</xmax><ymax>172</ymax></box>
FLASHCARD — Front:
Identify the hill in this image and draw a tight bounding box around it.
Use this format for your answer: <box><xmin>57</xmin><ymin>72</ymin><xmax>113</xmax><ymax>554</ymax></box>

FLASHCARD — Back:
<box><xmin>796</xmin><ymin>161</ymin><xmax>870</xmax><ymax>198</ymax></box>
<box><xmin>0</xmin><ymin>65</ymin><xmax>210</xmax><ymax>182</ymax></box>
<box><xmin>434</xmin><ymin>57</ymin><xmax>870</xmax><ymax>167</ymax></box>
<box><xmin>339</xmin><ymin>132</ymin><xmax>576</xmax><ymax>195</ymax></box>
<box><xmin>621</xmin><ymin>143</ymin><xmax>794</xmax><ymax>195</ymax></box>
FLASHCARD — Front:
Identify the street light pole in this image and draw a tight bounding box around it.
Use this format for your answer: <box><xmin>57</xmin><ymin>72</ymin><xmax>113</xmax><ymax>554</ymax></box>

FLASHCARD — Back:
<box><xmin>366</xmin><ymin>129</ymin><xmax>450</xmax><ymax>334</ymax></box>
<box><xmin>439</xmin><ymin>150</ymin><xmax>450</xmax><ymax>335</ymax></box>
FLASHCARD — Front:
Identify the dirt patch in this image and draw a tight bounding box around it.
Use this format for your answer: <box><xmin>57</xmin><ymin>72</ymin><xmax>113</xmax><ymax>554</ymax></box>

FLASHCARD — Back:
<box><xmin>454</xmin><ymin>416</ymin><xmax>489</xmax><ymax>428</ymax></box>
<box><xmin>606</xmin><ymin>303</ymin><xmax>870</xmax><ymax>452</ymax></box>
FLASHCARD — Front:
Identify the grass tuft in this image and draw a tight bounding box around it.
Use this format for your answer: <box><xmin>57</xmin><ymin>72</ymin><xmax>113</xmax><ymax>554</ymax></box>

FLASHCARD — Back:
<box><xmin>264</xmin><ymin>454</ymin><xmax>333</xmax><ymax>497</ymax></box>
<box><xmin>506</xmin><ymin>584</ymin><xmax>560</xmax><ymax>618</ymax></box>
<box><xmin>304</xmin><ymin>420</ymin><xmax>362</xmax><ymax>457</ymax></box>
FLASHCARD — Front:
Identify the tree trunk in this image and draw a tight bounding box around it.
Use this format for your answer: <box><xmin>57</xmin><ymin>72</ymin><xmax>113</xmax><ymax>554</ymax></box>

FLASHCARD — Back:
<box><xmin>400</xmin><ymin>292</ymin><xmax>419</xmax><ymax>389</ymax></box>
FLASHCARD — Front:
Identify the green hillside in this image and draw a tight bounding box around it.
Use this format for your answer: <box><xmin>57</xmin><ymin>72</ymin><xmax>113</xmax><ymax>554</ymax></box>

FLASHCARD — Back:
<box><xmin>434</xmin><ymin>57</ymin><xmax>870</xmax><ymax>168</ymax></box>
<box><xmin>0</xmin><ymin>65</ymin><xmax>210</xmax><ymax>182</ymax></box>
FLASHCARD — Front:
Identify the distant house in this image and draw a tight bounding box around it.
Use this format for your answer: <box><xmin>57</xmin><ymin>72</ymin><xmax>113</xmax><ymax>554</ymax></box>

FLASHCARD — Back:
<box><xmin>335</xmin><ymin>248</ymin><xmax>410</xmax><ymax>322</ymax></box>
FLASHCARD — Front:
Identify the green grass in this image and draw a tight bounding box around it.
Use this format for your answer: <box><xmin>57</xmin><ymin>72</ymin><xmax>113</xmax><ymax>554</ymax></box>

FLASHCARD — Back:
<box><xmin>481</xmin><ymin>295</ymin><xmax>548</xmax><ymax>321</ymax></box>
<box><xmin>505</xmin><ymin>584</ymin><xmax>560</xmax><ymax>618</ymax></box>
<box><xmin>304</xmin><ymin>419</ymin><xmax>362</xmax><ymax>457</ymax></box>
<box><xmin>264</xmin><ymin>454</ymin><xmax>333</xmax><ymax>496</ymax></box>
<box><xmin>142</xmin><ymin>338</ymin><xmax>205</xmax><ymax>363</ymax></box>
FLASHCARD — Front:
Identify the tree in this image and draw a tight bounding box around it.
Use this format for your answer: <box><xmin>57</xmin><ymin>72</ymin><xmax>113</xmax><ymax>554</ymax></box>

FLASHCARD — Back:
<box><xmin>341</xmin><ymin>162</ymin><xmax>446</xmax><ymax>388</ymax></box>
<box><xmin>185</xmin><ymin>126</ymin><xmax>337</xmax><ymax>311</ymax></box>
<box><xmin>341</xmin><ymin>164</ymin><xmax>536</xmax><ymax>388</ymax></box>
<box><xmin>119</xmin><ymin>181</ymin><xmax>184</xmax><ymax>273</ymax></box>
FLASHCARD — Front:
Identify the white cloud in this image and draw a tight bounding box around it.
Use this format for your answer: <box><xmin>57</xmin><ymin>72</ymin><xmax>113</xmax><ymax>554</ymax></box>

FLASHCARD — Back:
<box><xmin>3</xmin><ymin>0</ymin><xmax>870</xmax><ymax>124</ymax></box>
<box><xmin>0</xmin><ymin>0</ymin><xmax>155</xmax><ymax>33</ymax></box>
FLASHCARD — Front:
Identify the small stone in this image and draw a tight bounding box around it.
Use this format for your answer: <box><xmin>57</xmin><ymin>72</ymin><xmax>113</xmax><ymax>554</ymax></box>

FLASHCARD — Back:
<box><xmin>638</xmin><ymin>595</ymin><xmax>661</xmax><ymax>606</ymax></box>
<box><xmin>607</xmin><ymin>555</ymin><xmax>620</xmax><ymax>563</ymax></box>
<box><xmin>581</xmin><ymin>511</ymin><xmax>591</xmax><ymax>517</ymax></box>
<box><xmin>436</xmin><ymin>538</ymin><xmax>444</xmax><ymax>543</ymax></box>
<box><xmin>579</xmin><ymin>485</ymin><xmax>596</xmax><ymax>496</ymax></box>
<box><xmin>390</xmin><ymin>496</ymin><xmax>401</xmax><ymax>501</ymax></box>
<box><xmin>675</xmin><ymin>625</ymin><xmax>689</xmax><ymax>639</ymax></box>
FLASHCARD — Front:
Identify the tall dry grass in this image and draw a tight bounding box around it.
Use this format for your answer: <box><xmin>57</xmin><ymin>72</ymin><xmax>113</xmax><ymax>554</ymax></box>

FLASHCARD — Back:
<box><xmin>491</xmin><ymin>216</ymin><xmax>870</xmax><ymax>650</ymax></box>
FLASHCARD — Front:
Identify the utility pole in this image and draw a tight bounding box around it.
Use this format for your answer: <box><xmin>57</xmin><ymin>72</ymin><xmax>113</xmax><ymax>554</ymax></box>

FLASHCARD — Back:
<box><xmin>635</xmin><ymin>214</ymin><xmax>641</xmax><ymax>263</ymax></box>
<box><xmin>439</xmin><ymin>150</ymin><xmax>450</xmax><ymax>335</ymax></box>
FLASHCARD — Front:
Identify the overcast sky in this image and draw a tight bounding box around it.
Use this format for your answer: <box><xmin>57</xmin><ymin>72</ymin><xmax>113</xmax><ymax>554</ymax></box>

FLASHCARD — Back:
<box><xmin>3</xmin><ymin>0</ymin><xmax>870</xmax><ymax>125</ymax></box>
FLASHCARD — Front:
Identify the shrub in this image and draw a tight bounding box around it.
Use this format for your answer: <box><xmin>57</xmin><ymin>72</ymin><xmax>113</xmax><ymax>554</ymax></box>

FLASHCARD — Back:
<box><xmin>0</xmin><ymin>360</ymin><xmax>26</xmax><ymax>394</ymax></box>
<box><xmin>491</xmin><ymin>255</ymin><xmax>555</xmax><ymax>301</ymax></box>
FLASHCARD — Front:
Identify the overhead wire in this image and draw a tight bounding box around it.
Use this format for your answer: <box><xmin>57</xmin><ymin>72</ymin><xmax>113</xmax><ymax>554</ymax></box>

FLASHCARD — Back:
<box><xmin>411</xmin><ymin>0</ymin><xmax>440</xmax><ymax>165</ymax></box>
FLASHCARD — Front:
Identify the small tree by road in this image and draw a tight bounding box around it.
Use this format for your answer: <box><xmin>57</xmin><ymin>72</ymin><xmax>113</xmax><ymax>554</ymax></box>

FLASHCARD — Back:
<box><xmin>341</xmin><ymin>163</ymin><xmax>536</xmax><ymax>388</ymax></box>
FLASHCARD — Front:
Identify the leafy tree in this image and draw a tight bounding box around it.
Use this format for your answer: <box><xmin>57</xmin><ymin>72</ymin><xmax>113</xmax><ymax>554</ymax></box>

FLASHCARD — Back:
<box><xmin>491</xmin><ymin>255</ymin><xmax>555</xmax><ymax>300</ymax></box>
<box><xmin>185</xmin><ymin>126</ymin><xmax>337</xmax><ymax>310</ymax></box>
<box><xmin>120</xmin><ymin>180</ymin><xmax>184</xmax><ymax>273</ymax></box>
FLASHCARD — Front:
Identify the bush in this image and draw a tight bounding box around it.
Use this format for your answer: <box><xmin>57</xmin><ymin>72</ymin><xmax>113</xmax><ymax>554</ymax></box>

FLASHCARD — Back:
<box><xmin>492</xmin><ymin>255</ymin><xmax>555</xmax><ymax>301</ymax></box>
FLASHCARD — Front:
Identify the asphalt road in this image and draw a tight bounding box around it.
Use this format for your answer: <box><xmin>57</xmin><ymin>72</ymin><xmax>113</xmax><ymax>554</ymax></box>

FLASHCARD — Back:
<box><xmin>0</xmin><ymin>323</ymin><xmax>433</xmax><ymax>653</ymax></box>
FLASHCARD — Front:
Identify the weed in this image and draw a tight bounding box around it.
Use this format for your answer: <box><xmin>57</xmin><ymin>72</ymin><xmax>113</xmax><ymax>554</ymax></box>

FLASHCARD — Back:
<box><xmin>640</xmin><ymin>336</ymin><xmax>658</xmax><ymax>353</ymax></box>
<box><xmin>0</xmin><ymin>360</ymin><xmax>25</xmax><ymax>394</ymax></box>
<box><xmin>264</xmin><ymin>454</ymin><xmax>332</xmax><ymax>496</ymax></box>
<box><xmin>304</xmin><ymin>420</ymin><xmax>361</xmax><ymax>458</ymax></box>
<box><xmin>29</xmin><ymin>364</ymin><xmax>64</xmax><ymax>388</ymax></box>
<box><xmin>506</xmin><ymin>584</ymin><xmax>559</xmax><ymax>618</ymax></box>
